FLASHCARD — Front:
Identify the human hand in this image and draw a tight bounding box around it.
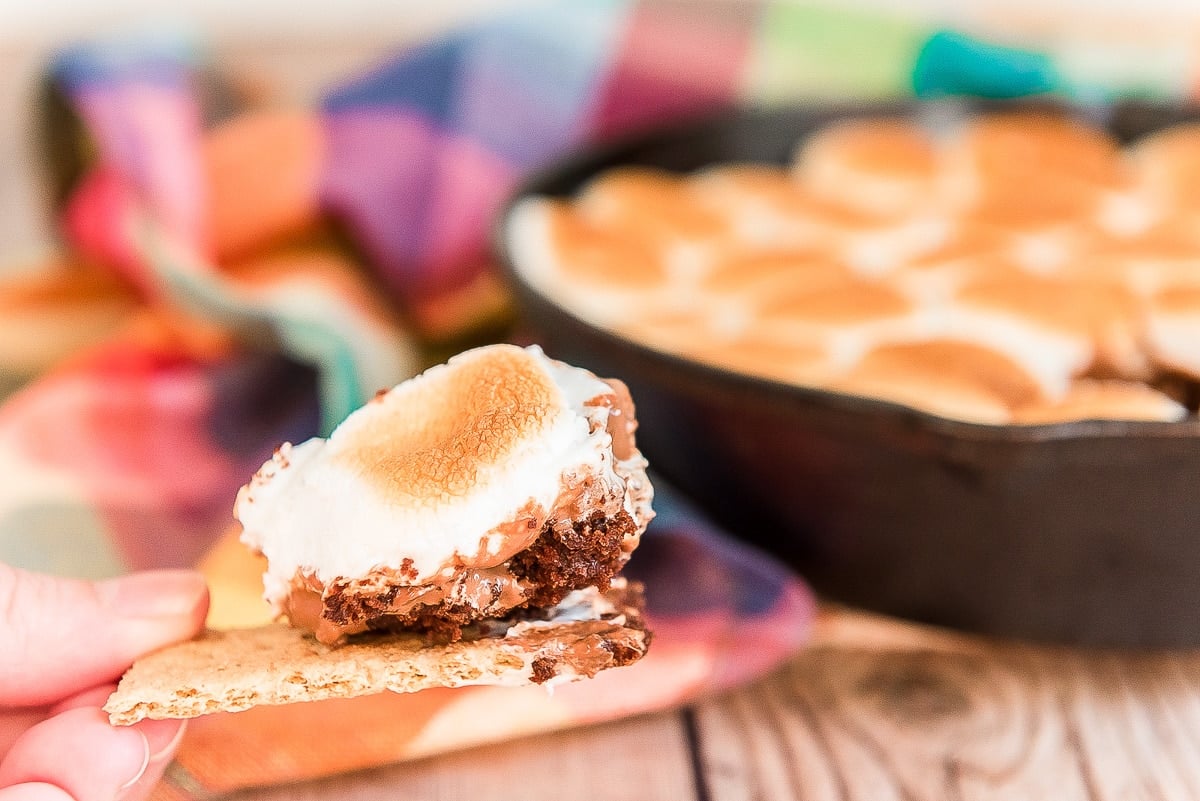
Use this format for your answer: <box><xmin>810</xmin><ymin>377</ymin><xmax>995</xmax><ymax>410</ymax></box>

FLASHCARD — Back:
<box><xmin>0</xmin><ymin>565</ymin><xmax>208</xmax><ymax>800</ymax></box>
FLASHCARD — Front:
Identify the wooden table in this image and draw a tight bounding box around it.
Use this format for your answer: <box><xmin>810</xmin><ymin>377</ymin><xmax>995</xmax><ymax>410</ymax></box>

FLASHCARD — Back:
<box><xmin>228</xmin><ymin>606</ymin><xmax>1200</xmax><ymax>800</ymax></box>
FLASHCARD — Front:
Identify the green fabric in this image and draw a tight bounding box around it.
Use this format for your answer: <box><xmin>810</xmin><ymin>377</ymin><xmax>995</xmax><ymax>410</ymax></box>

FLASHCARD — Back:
<box><xmin>745</xmin><ymin>4</ymin><xmax>929</xmax><ymax>102</ymax></box>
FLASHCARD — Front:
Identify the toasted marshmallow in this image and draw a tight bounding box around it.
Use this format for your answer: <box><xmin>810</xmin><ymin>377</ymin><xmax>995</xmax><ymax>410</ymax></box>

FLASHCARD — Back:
<box><xmin>1132</xmin><ymin>123</ymin><xmax>1200</xmax><ymax>211</ymax></box>
<box><xmin>507</xmin><ymin>197</ymin><xmax>672</xmax><ymax>329</ymax></box>
<box><xmin>678</xmin><ymin>333</ymin><xmax>833</xmax><ymax>387</ymax></box>
<box><xmin>1013</xmin><ymin>380</ymin><xmax>1187</xmax><ymax>425</ymax></box>
<box><xmin>577</xmin><ymin>166</ymin><xmax>733</xmax><ymax>251</ymax></box>
<box><xmin>539</xmin><ymin>200</ymin><xmax>668</xmax><ymax>291</ymax></box>
<box><xmin>793</xmin><ymin>117</ymin><xmax>944</xmax><ymax>218</ymax></box>
<box><xmin>914</xmin><ymin>305</ymin><xmax>1087</xmax><ymax>402</ymax></box>
<box><xmin>945</xmin><ymin>112</ymin><xmax>1129</xmax><ymax>227</ymax></box>
<box><xmin>953</xmin><ymin>270</ymin><xmax>1144</xmax><ymax>376</ymax></box>
<box><xmin>236</xmin><ymin>344</ymin><xmax>653</xmax><ymax>639</ymax></box>
<box><xmin>829</xmin><ymin>339</ymin><xmax>1036</xmax><ymax>424</ymax></box>
<box><xmin>512</xmin><ymin>112</ymin><xmax>1200</xmax><ymax>428</ymax></box>
<box><xmin>1144</xmin><ymin>285</ymin><xmax>1200</xmax><ymax>379</ymax></box>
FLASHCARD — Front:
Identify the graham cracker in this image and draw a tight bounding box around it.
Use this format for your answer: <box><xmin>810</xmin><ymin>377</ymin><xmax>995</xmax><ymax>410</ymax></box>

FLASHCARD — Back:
<box><xmin>105</xmin><ymin>582</ymin><xmax>648</xmax><ymax>726</ymax></box>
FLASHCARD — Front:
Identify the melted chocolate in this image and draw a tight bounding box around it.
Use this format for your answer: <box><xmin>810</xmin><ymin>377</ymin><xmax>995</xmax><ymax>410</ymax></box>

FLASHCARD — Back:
<box><xmin>586</xmin><ymin>378</ymin><xmax>638</xmax><ymax>461</ymax></box>
<box><xmin>284</xmin><ymin>505</ymin><xmax>638</xmax><ymax>646</ymax></box>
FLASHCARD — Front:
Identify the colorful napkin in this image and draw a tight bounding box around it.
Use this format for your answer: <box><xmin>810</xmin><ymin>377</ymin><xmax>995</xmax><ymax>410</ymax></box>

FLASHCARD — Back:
<box><xmin>3</xmin><ymin>0</ymin><xmax>1196</xmax><ymax>795</ymax></box>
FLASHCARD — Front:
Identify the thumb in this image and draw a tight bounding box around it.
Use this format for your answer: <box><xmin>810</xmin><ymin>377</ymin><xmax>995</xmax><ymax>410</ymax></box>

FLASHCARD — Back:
<box><xmin>0</xmin><ymin>566</ymin><xmax>208</xmax><ymax>708</ymax></box>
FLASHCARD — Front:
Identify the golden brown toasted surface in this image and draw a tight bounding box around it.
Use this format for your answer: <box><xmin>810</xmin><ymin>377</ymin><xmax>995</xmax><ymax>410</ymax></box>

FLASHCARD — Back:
<box><xmin>334</xmin><ymin>345</ymin><xmax>563</xmax><ymax>503</ymax></box>
<box><xmin>831</xmin><ymin>372</ymin><xmax>1012</xmax><ymax>425</ymax></box>
<box><xmin>956</xmin><ymin>272</ymin><xmax>1139</xmax><ymax>337</ymax></box>
<box><xmin>831</xmin><ymin>339</ymin><xmax>1021</xmax><ymax>424</ymax></box>
<box><xmin>1084</xmin><ymin>219</ymin><xmax>1200</xmax><ymax>260</ymax></box>
<box><xmin>614</xmin><ymin>307</ymin><xmax>714</xmax><ymax>354</ymax></box>
<box><xmin>105</xmin><ymin>582</ymin><xmax>649</xmax><ymax>726</ymax></box>
<box><xmin>1134</xmin><ymin>123</ymin><xmax>1200</xmax><ymax>209</ymax></box>
<box><xmin>696</xmin><ymin>164</ymin><xmax>800</xmax><ymax>200</ymax></box>
<box><xmin>804</xmin><ymin>117</ymin><xmax>938</xmax><ymax>179</ymax></box>
<box><xmin>955</xmin><ymin>113</ymin><xmax>1128</xmax><ymax>227</ymax></box>
<box><xmin>546</xmin><ymin>201</ymin><xmax>668</xmax><ymax>289</ymax></box>
<box><xmin>1153</xmin><ymin>285</ymin><xmax>1200</xmax><ymax>314</ymax></box>
<box><xmin>530</xmin><ymin>112</ymin><xmax>1200</xmax><ymax>425</ymax></box>
<box><xmin>959</xmin><ymin>112</ymin><xmax>1127</xmax><ymax>189</ymax></box>
<box><xmin>701</xmin><ymin>250</ymin><xmax>852</xmax><ymax>296</ymax></box>
<box><xmin>903</xmin><ymin>224</ymin><xmax>1012</xmax><ymax>269</ymax></box>
<box><xmin>580</xmin><ymin>166</ymin><xmax>730</xmax><ymax>244</ymax></box>
<box><xmin>755</xmin><ymin>279</ymin><xmax>913</xmax><ymax>325</ymax></box>
<box><xmin>1013</xmin><ymin>380</ymin><xmax>1186</xmax><ymax>424</ymax></box>
<box><xmin>850</xmin><ymin>340</ymin><xmax>1044</xmax><ymax>409</ymax></box>
<box><xmin>682</xmin><ymin>337</ymin><xmax>829</xmax><ymax>384</ymax></box>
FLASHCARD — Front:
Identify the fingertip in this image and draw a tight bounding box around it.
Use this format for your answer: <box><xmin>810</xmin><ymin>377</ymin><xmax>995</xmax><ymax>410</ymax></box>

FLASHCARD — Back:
<box><xmin>50</xmin><ymin>685</ymin><xmax>117</xmax><ymax>715</ymax></box>
<box><xmin>0</xmin><ymin>783</ymin><xmax>75</xmax><ymax>801</ymax></box>
<box><xmin>115</xmin><ymin>719</ymin><xmax>186</xmax><ymax>801</ymax></box>
<box><xmin>135</xmin><ymin>718</ymin><xmax>185</xmax><ymax>765</ymax></box>
<box><xmin>103</xmin><ymin>571</ymin><xmax>210</xmax><ymax>661</ymax></box>
<box><xmin>0</xmin><ymin>569</ymin><xmax>210</xmax><ymax>708</ymax></box>
<box><xmin>97</xmin><ymin>570</ymin><xmax>209</xmax><ymax>624</ymax></box>
<box><xmin>115</xmin><ymin>735</ymin><xmax>150</xmax><ymax>796</ymax></box>
<box><xmin>0</xmin><ymin>708</ymin><xmax>149</xmax><ymax>799</ymax></box>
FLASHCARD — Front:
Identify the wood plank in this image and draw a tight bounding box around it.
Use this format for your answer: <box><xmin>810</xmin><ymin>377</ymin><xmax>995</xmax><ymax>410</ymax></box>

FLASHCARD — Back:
<box><xmin>223</xmin><ymin>709</ymin><xmax>697</xmax><ymax>801</ymax></box>
<box><xmin>692</xmin><ymin>608</ymin><xmax>1200</xmax><ymax>801</ymax></box>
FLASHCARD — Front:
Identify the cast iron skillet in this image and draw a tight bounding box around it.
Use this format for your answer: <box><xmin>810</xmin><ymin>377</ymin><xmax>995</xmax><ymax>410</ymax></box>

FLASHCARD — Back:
<box><xmin>495</xmin><ymin>99</ymin><xmax>1200</xmax><ymax>647</ymax></box>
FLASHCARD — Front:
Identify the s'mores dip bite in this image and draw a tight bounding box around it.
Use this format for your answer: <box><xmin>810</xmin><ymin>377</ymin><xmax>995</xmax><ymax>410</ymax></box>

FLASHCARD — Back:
<box><xmin>234</xmin><ymin>343</ymin><xmax>654</xmax><ymax>646</ymax></box>
<box><xmin>103</xmin><ymin>344</ymin><xmax>654</xmax><ymax>725</ymax></box>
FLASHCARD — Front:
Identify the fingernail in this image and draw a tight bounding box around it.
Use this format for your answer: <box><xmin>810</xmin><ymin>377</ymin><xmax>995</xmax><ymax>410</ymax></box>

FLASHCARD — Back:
<box><xmin>114</xmin><ymin>720</ymin><xmax>185</xmax><ymax>799</ymax></box>
<box><xmin>116</xmin><ymin>731</ymin><xmax>151</xmax><ymax>797</ymax></box>
<box><xmin>99</xmin><ymin>570</ymin><xmax>207</xmax><ymax>619</ymax></box>
<box><xmin>140</xmin><ymin>718</ymin><xmax>187</xmax><ymax>764</ymax></box>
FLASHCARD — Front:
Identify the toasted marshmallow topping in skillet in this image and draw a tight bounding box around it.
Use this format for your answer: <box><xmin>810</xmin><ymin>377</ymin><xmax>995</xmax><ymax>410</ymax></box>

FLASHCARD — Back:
<box><xmin>509</xmin><ymin>111</ymin><xmax>1200</xmax><ymax>425</ymax></box>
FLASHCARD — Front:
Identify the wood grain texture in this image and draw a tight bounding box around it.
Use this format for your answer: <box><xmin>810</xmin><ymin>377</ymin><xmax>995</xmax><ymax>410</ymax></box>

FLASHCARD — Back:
<box><xmin>692</xmin><ymin>608</ymin><xmax>1200</xmax><ymax>801</ymax></box>
<box><xmin>209</xmin><ymin>606</ymin><xmax>1200</xmax><ymax>800</ymax></box>
<box><xmin>221</xmin><ymin>709</ymin><xmax>697</xmax><ymax>801</ymax></box>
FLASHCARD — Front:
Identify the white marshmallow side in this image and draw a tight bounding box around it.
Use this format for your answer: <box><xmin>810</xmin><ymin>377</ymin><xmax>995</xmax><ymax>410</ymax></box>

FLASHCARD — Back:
<box><xmin>1146</xmin><ymin>312</ymin><xmax>1200</xmax><ymax>378</ymax></box>
<box><xmin>236</xmin><ymin>345</ymin><xmax>640</xmax><ymax>611</ymax></box>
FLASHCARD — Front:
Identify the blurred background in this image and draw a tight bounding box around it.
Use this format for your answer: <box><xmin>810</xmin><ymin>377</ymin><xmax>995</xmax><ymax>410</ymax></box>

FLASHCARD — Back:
<box><xmin>8</xmin><ymin>0</ymin><xmax>1200</xmax><ymax>794</ymax></box>
<box><xmin>1</xmin><ymin>0</ymin><xmax>514</xmax><ymax>258</ymax></box>
<box><xmin>4</xmin><ymin>0</ymin><xmax>1200</xmax><ymax>257</ymax></box>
